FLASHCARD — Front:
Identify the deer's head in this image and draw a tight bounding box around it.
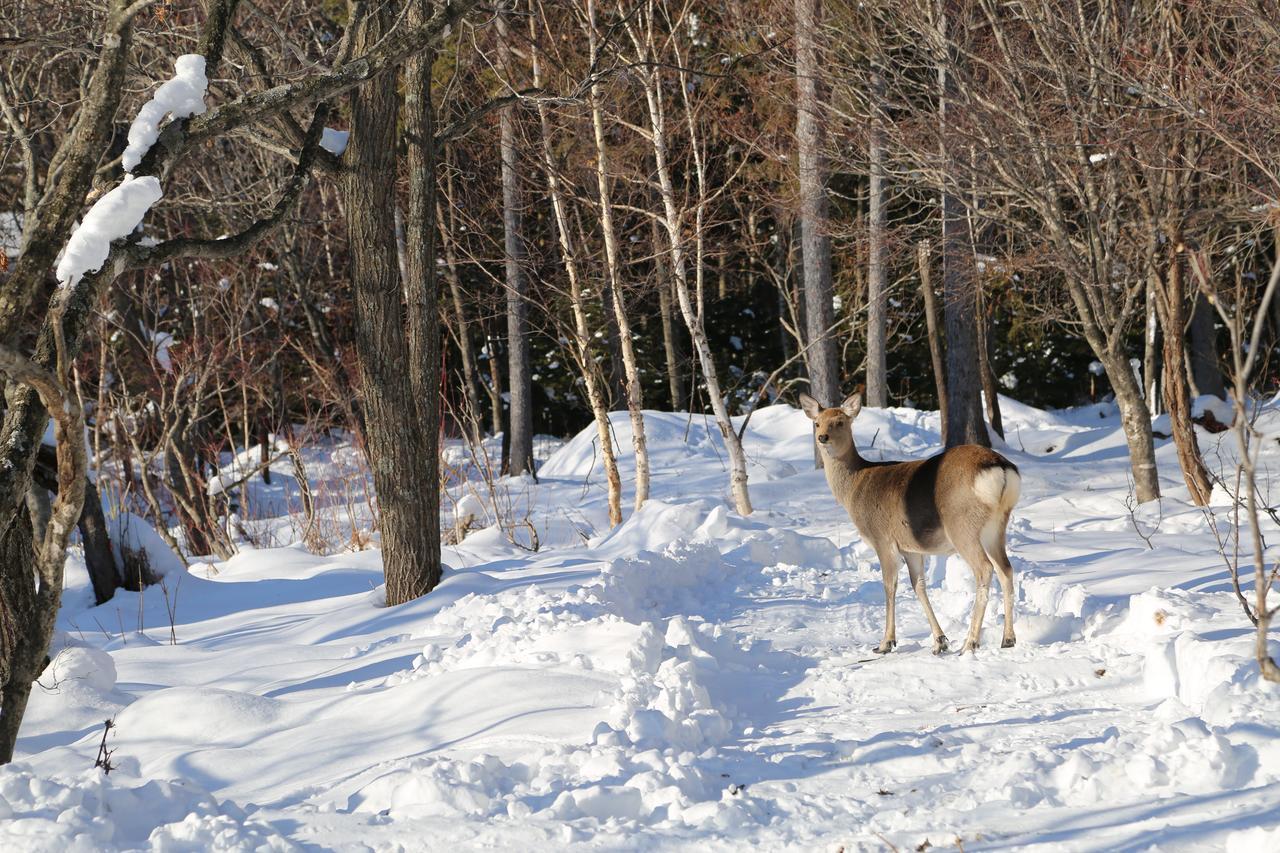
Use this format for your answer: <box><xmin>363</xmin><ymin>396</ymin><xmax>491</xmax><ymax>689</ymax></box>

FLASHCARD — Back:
<box><xmin>798</xmin><ymin>390</ymin><xmax>863</xmax><ymax>456</ymax></box>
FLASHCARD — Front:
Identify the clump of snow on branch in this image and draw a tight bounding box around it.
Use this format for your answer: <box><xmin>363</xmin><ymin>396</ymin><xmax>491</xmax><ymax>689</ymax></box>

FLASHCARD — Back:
<box><xmin>54</xmin><ymin>176</ymin><xmax>162</xmax><ymax>288</ymax></box>
<box><xmin>121</xmin><ymin>55</ymin><xmax>209</xmax><ymax>173</ymax></box>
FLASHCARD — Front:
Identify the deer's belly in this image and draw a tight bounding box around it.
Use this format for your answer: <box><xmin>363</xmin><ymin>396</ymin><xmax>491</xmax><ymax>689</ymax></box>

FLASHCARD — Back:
<box><xmin>896</xmin><ymin>516</ymin><xmax>952</xmax><ymax>555</ymax></box>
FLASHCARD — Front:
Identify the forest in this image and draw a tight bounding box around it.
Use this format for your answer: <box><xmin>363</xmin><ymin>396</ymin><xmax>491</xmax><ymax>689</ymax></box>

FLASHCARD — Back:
<box><xmin>1</xmin><ymin>1</ymin><xmax>1278</xmax><ymax>849</ymax></box>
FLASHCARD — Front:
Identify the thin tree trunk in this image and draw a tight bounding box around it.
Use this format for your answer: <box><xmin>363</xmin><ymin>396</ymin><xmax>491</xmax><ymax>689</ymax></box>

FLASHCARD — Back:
<box><xmin>976</xmin><ymin>283</ymin><xmax>1003</xmax><ymax>439</ymax></box>
<box><xmin>599</xmin><ymin>281</ymin><xmax>628</xmax><ymax>408</ymax></box>
<box><xmin>343</xmin><ymin>5</ymin><xmax>439</xmax><ymax>606</ymax></box>
<box><xmin>486</xmin><ymin>327</ymin><xmax>505</xmax><ymax>448</ymax></box>
<box><xmin>865</xmin><ymin>67</ymin><xmax>888</xmax><ymax>408</ymax></box>
<box><xmin>918</xmin><ymin>241</ymin><xmax>948</xmax><ymax>437</ymax></box>
<box><xmin>794</xmin><ymin>0</ymin><xmax>840</xmax><ymax>409</ymax></box>
<box><xmin>497</xmin><ymin>4</ymin><xmax>534</xmax><ymax>477</ymax></box>
<box><xmin>531</xmin><ymin>11</ymin><xmax>622</xmax><ymax>526</ymax></box>
<box><xmin>655</xmin><ymin>217</ymin><xmax>685</xmax><ymax>410</ymax></box>
<box><xmin>1145</xmin><ymin>278</ymin><xmax>1162</xmax><ymax>413</ymax></box>
<box><xmin>588</xmin><ymin>0</ymin><xmax>650</xmax><ymax>509</ymax></box>
<box><xmin>437</xmin><ymin>195</ymin><xmax>484</xmax><ymax>447</ymax></box>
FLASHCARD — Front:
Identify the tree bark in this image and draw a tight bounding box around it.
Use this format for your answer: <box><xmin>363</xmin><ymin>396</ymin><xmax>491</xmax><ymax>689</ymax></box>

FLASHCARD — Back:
<box><xmin>794</xmin><ymin>0</ymin><xmax>840</xmax><ymax>409</ymax></box>
<box><xmin>918</xmin><ymin>241</ymin><xmax>948</xmax><ymax>437</ymax></box>
<box><xmin>865</xmin><ymin>67</ymin><xmax>888</xmax><ymax>408</ymax></box>
<box><xmin>497</xmin><ymin>5</ymin><xmax>535</xmax><ymax>477</ymax></box>
<box><xmin>343</xmin><ymin>5</ymin><xmax>440</xmax><ymax>606</ymax></box>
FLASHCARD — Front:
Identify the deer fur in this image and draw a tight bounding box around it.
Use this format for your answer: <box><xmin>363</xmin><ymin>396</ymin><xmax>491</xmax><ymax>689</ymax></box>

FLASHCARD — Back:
<box><xmin>799</xmin><ymin>390</ymin><xmax>1021</xmax><ymax>655</ymax></box>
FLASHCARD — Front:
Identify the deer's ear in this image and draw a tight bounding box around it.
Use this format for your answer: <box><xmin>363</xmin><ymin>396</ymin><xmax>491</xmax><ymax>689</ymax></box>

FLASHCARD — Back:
<box><xmin>798</xmin><ymin>392</ymin><xmax>822</xmax><ymax>420</ymax></box>
<box><xmin>840</xmin><ymin>392</ymin><xmax>862</xmax><ymax>419</ymax></box>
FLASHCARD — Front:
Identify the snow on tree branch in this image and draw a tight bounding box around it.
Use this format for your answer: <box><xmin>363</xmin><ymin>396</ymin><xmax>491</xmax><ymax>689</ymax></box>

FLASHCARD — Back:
<box><xmin>54</xmin><ymin>175</ymin><xmax>161</xmax><ymax>288</ymax></box>
<box><xmin>121</xmin><ymin>55</ymin><xmax>209</xmax><ymax>173</ymax></box>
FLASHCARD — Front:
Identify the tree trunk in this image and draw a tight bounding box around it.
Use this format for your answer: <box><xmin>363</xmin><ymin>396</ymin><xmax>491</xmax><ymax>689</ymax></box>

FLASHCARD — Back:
<box><xmin>343</xmin><ymin>5</ymin><xmax>440</xmax><ymax>606</ymax></box>
<box><xmin>0</xmin><ymin>511</ymin><xmax>36</xmax><ymax>764</ymax></box>
<box><xmin>587</xmin><ymin>0</ymin><xmax>650</xmax><ymax>509</ymax></box>
<box><xmin>1144</xmin><ymin>278</ymin><xmax>1162</xmax><ymax>413</ymax></box>
<box><xmin>938</xmin><ymin>6</ymin><xmax>988</xmax><ymax>449</ymax></box>
<box><xmin>1188</xmin><ymin>291</ymin><xmax>1224</xmax><ymax>399</ymax></box>
<box><xmin>497</xmin><ymin>5</ymin><xmax>534</xmax><ymax>478</ymax></box>
<box><xmin>865</xmin><ymin>67</ymin><xmax>888</xmax><ymax>408</ymax></box>
<box><xmin>401</xmin><ymin>0</ymin><xmax>444</xmax><ymax>597</ymax></box>
<box><xmin>437</xmin><ymin>194</ymin><xmax>485</xmax><ymax>446</ymax></box>
<box><xmin>485</xmin><ymin>327</ymin><xmax>505</xmax><ymax>445</ymax></box>
<box><xmin>599</xmin><ymin>282</ymin><xmax>628</xmax><ymax>408</ymax></box>
<box><xmin>655</xmin><ymin>216</ymin><xmax>686</xmax><ymax>410</ymax></box>
<box><xmin>794</xmin><ymin>0</ymin><xmax>840</xmax><ymax>409</ymax></box>
<box><xmin>918</xmin><ymin>242</ymin><xmax>948</xmax><ymax>437</ymax></box>
<box><xmin>1104</xmin><ymin>349</ymin><xmax>1162</xmax><ymax>503</ymax></box>
<box><xmin>1154</xmin><ymin>258</ymin><xmax>1212</xmax><ymax>506</ymax></box>
<box><xmin>976</xmin><ymin>284</ymin><xmax>1003</xmax><ymax>439</ymax></box>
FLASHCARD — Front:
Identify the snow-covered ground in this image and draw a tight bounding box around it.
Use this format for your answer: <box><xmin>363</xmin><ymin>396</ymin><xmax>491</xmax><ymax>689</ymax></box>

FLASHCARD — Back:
<box><xmin>7</xmin><ymin>396</ymin><xmax>1280</xmax><ymax>851</ymax></box>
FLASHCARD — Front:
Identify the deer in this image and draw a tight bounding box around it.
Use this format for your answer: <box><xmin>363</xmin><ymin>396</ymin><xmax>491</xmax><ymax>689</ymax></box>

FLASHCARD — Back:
<box><xmin>798</xmin><ymin>390</ymin><xmax>1021</xmax><ymax>655</ymax></box>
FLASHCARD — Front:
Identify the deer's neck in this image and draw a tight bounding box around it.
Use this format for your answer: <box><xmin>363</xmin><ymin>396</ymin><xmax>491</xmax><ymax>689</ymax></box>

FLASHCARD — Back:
<box><xmin>823</xmin><ymin>444</ymin><xmax>872</xmax><ymax>494</ymax></box>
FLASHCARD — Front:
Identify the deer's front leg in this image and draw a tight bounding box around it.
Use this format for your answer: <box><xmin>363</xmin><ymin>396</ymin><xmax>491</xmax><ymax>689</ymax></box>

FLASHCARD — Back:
<box><xmin>873</xmin><ymin>545</ymin><xmax>900</xmax><ymax>653</ymax></box>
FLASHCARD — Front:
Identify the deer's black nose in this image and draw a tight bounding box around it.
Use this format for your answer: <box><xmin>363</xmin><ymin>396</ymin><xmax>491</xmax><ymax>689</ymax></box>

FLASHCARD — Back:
<box><xmin>817</xmin><ymin>433</ymin><xmax>829</xmax><ymax>443</ymax></box>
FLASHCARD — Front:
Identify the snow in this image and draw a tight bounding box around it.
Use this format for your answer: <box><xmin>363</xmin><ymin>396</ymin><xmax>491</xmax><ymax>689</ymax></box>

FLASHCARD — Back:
<box><xmin>121</xmin><ymin>55</ymin><xmax>209</xmax><ymax>173</ymax></box>
<box><xmin>320</xmin><ymin>128</ymin><xmax>349</xmax><ymax>156</ymax></box>
<box><xmin>12</xmin><ymin>396</ymin><xmax>1280</xmax><ymax>850</ymax></box>
<box><xmin>54</xmin><ymin>176</ymin><xmax>162</xmax><ymax>288</ymax></box>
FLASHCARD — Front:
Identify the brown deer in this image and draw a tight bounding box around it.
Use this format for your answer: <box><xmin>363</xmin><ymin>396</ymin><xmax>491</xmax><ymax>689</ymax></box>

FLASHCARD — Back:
<box><xmin>799</xmin><ymin>390</ymin><xmax>1021</xmax><ymax>655</ymax></box>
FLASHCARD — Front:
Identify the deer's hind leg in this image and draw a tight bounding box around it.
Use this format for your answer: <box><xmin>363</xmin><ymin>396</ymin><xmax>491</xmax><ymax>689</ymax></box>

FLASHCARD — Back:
<box><xmin>949</xmin><ymin>526</ymin><xmax>995</xmax><ymax>654</ymax></box>
<box><xmin>905</xmin><ymin>551</ymin><xmax>949</xmax><ymax>654</ymax></box>
<box><xmin>983</xmin><ymin>512</ymin><xmax>1016</xmax><ymax>649</ymax></box>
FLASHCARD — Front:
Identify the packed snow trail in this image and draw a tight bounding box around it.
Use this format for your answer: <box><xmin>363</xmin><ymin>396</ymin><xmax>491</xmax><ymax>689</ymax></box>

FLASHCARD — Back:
<box><xmin>6</xmin><ymin>398</ymin><xmax>1280</xmax><ymax>851</ymax></box>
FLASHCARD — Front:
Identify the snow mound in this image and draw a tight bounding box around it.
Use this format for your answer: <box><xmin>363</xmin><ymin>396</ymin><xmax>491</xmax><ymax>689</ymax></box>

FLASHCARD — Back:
<box><xmin>0</xmin><ymin>766</ymin><xmax>290</xmax><ymax>852</ymax></box>
<box><xmin>109</xmin><ymin>511</ymin><xmax>185</xmax><ymax>577</ymax></box>
<box><xmin>47</xmin><ymin>647</ymin><xmax>117</xmax><ymax>693</ymax></box>
<box><xmin>114</xmin><ymin>687</ymin><xmax>289</xmax><ymax>748</ymax></box>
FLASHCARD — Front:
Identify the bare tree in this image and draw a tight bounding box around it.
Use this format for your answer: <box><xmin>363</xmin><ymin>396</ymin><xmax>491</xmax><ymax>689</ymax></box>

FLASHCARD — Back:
<box><xmin>585</xmin><ymin>0</ymin><xmax>651</xmax><ymax>510</ymax></box>
<box><xmin>626</xmin><ymin>0</ymin><xmax>753</xmax><ymax>514</ymax></box>
<box><xmin>530</xmin><ymin>4</ymin><xmax>624</xmax><ymax>526</ymax></box>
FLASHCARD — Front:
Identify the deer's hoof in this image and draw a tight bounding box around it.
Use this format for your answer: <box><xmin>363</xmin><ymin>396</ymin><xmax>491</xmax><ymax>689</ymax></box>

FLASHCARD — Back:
<box><xmin>960</xmin><ymin>640</ymin><xmax>978</xmax><ymax>655</ymax></box>
<box><xmin>874</xmin><ymin>640</ymin><xmax>897</xmax><ymax>655</ymax></box>
<box><xmin>932</xmin><ymin>636</ymin><xmax>950</xmax><ymax>655</ymax></box>
<box><xmin>1001</xmin><ymin>636</ymin><xmax>1016</xmax><ymax>649</ymax></box>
